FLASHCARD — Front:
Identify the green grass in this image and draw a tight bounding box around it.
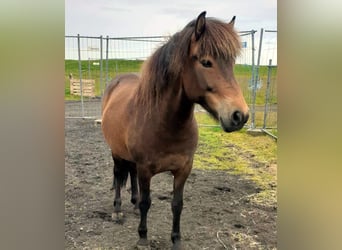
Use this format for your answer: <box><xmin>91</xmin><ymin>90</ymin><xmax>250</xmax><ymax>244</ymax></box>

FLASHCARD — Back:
<box><xmin>253</xmin><ymin>108</ymin><xmax>277</xmax><ymax>128</ymax></box>
<box><xmin>194</xmin><ymin>112</ymin><xmax>277</xmax><ymax>207</ymax></box>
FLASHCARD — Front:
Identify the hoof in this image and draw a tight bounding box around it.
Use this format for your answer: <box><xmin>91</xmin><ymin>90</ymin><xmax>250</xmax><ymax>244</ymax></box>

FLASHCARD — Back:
<box><xmin>136</xmin><ymin>238</ymin><xmax>150</xmax><ymax>250</ymax></box>
<box><xmin>172</xmin><ymin>240</ymin><xmax>183</xmax><ymax>250</ymax></box>
<box><xmin>111</xmin><ymin>212</ymin><xmax>124</xmax><ymax>223</ymax></box>
<box><xmin>133</xmin><ymin>207</ymin><xmax>140</xmax><ymax>216</ymax></box>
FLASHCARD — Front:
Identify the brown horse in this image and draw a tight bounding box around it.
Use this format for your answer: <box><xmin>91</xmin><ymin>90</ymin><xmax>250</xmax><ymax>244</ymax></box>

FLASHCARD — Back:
<box><xmin>101</xmin><ymin>11</ymin><xmax>249</xmax><ymax>249</ymax></box>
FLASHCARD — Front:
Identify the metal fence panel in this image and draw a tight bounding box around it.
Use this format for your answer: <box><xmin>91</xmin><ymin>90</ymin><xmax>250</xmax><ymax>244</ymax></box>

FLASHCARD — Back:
<box><xmin>65</xmin><ymin>31</ymin><xmax>277</xmax><ymax>138</ymax></box>
<box><xmin>248</xmin><ymin>29</ymin><xmax>277</xmax><ymax>138</ymax></box>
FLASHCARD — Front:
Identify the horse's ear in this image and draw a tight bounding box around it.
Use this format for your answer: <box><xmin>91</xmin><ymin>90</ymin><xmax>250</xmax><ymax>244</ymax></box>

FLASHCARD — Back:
<box><xmin>195</xmin><ymin>11</ymin><xmax>206</xmax><ymax>41</ymax></box>
<box><xmin>228</xmin><ymin>16</ymin><xmax>236</xmax><ymax>27</ymax></box>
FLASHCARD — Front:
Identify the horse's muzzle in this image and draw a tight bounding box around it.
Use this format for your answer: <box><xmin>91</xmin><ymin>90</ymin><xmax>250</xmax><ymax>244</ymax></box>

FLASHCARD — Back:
<box><xmin>220</xmin><ymin>111</ymin><xmax>249</xmax><ymax>132</ymax></box>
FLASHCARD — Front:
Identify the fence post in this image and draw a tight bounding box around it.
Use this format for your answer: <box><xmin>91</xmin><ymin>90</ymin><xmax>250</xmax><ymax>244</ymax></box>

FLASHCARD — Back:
<box><xmin>263</xmin><ymin>59</ymin><xmax>272</xmax><ymax>129</ymax></box>
<box><xmin>88</xmin><ymin>57</ymin><xmax>91</xmax><ymax>79</ymax></box>
<box><xmin>250</xmin><ymin>30</ymin><xmax>256</xmax><ymax>128</ymax></box>
<box><xmin>77</xmin><ymin>34</ymin><xmax>84</xmax><ymax>117</ymax></box>
<box><xmin>105</xmin><ymin>36</ymin><xmax>109</xmax><ymax>89</ymax></box>
<box><xmin>251</xmin><ymin>30</ymin><xmax>256</xmax><ymax>83</ymax></box>
<box><xmin>250</xmin><ymin>28</ymin><xmax>264</xmax><ymax>129</ymax></box>
<box><xmin>99</xmin><ymin>35</ymin><xmax>103</xmax><ymax>96</ymax></box>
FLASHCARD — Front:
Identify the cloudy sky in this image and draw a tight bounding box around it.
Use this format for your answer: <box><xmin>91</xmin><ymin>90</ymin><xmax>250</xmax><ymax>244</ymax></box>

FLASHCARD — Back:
<box><xmin>65</xmin><ymin>0</ymin><xmax>277</xmax><ymax>37</ymax></box>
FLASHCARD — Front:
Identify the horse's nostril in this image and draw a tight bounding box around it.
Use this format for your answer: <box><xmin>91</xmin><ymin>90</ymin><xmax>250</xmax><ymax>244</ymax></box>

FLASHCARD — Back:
<box><xmin>231</xmin><ymin>111</ymin><xmax>249</xmax><ymax>126</ymax></box>
<box><xmin>232</xmin><ymin>111</ymin><xmax>243</xmax><ymax>126</ymax></box>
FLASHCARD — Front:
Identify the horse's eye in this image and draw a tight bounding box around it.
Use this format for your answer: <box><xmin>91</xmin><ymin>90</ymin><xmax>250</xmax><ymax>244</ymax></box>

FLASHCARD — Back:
<box><xmin>200</xmin><ymin>60</ymin><xmax>212</xmax><ymax>68</ymax></box>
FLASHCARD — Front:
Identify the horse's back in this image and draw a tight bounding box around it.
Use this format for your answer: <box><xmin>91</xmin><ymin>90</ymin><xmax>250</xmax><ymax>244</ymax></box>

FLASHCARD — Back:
<box><xmin>102</xmin><ymin>74</ymin><xmax>139</xmax><ymax>113</ymax></box>
<box><xmin>101</xmin><ymin>74</ymin><xmax>139</xmax><ymax>160</ymax></box>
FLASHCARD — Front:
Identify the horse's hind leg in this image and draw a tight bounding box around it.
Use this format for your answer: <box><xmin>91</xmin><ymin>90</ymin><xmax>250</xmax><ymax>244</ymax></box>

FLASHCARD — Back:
<box><xmin>110</xmin><ymin>163</ymin><xmax>115</xmax><ymax>190</ymax></box>
<box><xmin>111</xmin><ymin>156</ymin><xmax>129</xmax><ymax>222</ymax></box>
<box><xmin>128</xmin><ymin>162</ymin><xmax>139</xmax><ymax>212</ymax></box>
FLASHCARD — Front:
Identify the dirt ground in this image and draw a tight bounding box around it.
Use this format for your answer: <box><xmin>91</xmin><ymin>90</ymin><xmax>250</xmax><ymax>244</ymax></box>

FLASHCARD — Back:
<box><xmin>65</xmin><ymin>114</ymin><xmax>277</xmax><ymax>249</ymax></box>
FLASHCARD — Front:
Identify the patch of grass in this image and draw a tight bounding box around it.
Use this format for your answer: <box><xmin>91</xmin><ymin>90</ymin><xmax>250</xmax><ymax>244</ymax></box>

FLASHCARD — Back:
<box><xmin>229</xmin><ymin>231</ymin><xmax>264</xmax><ymax>249</ymax></box>
<box><xmin>194</xmin><ymin>112</ymin><xmax>277</xmax><ymax>207</ymax></box>
<box><xmin>252</xmin><ymin>108</ymin><xmax>277</xmax><ymax>128</ymax></box>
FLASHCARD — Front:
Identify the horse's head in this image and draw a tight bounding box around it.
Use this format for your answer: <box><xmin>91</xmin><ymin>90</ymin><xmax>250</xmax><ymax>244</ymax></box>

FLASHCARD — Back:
<box><xmin>183</xmin><ymin>11</ymin><xmax>249</xmax><ymax>132</ymax></box>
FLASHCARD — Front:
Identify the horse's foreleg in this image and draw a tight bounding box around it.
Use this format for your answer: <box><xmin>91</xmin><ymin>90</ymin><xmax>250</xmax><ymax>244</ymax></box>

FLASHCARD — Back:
<box><xmin>171</xmin><ymin>164</ymin><xmax>192</xmax><ymax>250</ymax></box>
<box><xmin>137</xmin><ymin>170</ymin><xmax>152</xmax><ymax>248</ymax></box>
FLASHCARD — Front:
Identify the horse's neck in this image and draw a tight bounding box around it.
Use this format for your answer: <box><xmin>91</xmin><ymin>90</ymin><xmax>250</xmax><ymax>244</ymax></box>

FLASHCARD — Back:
<box><xmin>157</xmin><ymin>80</ymin><xmax>195</xmax><ymax>131</ymax></box>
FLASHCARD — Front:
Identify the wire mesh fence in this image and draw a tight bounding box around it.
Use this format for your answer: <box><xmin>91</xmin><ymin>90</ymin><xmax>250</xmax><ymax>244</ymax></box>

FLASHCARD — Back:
<box><xmin>248</xmin><ymin>29</ymin><xmax>277</xmax><ymax>138</ymax></box>
<box><xmin>65</xmin><ymin>29</ymin><xmax>277</xmax><ymax>138</ymax></box>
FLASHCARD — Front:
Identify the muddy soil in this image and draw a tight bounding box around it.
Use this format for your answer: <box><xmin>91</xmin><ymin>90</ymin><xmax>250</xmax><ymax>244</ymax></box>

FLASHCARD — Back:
<box><xmin>65</xmin><ymin>117</ymin><xmax>276</xmax><ymax>249</ymax></box>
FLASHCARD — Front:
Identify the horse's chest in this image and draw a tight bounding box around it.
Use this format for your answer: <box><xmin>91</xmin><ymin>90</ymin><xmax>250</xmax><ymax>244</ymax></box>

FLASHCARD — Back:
<box><xmin>129</xmin><ymin>133</ymin><xmax>197</xmax><ymax>172</ymax></box>
<box><xmin>154</xmin><ymin>153</ymin><xmax>192</xmax><ymax>172</ymax></box>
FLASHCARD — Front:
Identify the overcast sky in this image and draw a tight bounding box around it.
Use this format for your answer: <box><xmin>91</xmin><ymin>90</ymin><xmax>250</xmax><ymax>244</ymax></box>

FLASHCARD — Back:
<box><xmin>65</xmin><ymin>0</ymin><xmax>277</xmax><ymax>37</ymax></box>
